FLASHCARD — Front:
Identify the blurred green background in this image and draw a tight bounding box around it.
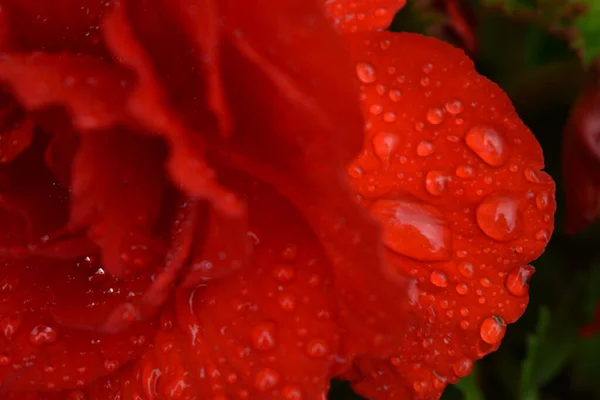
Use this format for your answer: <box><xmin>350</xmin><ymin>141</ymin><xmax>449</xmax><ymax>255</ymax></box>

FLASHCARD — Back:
<box><xmin>329</xmin><ymin>0</ymin><xmax>600</xmax><ymax>399</ymax></box>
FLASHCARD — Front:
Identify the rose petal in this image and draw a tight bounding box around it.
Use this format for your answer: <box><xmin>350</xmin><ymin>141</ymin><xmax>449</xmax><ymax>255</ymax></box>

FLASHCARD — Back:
<box><xmin>70</xmin><ymin>128</ymin><xmax>167</xmax><ymax>277</ymax></box>
<box><xmin>0</xmin><ymin>256</ymin><xmax>156</xmax><ymax>393</ymax></box>
<box><xmin>0</xmin><ymin>52</ymin><xmax>131</xmax><ymax>131</ymax></box>
<box><xmin>322</xmin><ymin>0</ymin><xmax>406</xmax><ymax>33</ymax></box>
<box><xmin>58</xmin><ymin>172</ymin><xmax>339</xmax><ymax>399</ymax></box>
<box><xmin>101</xmin><ymin>4</ymin><xmax>244</xmax><ymax>217</ymax></box>
<box><xmin>216</xmin><ymin>0</ymin><xmax>414</xmax><ymax>359</ymax></box>
<box><xmin>343</xmin><ymin>31</ymin><xmax>555</xmax><ymax>397</ymax></box>
<box><xmin>1</xmin><ymin>0</ymin><xmax>111</xmax><ymax>55</ymax></box>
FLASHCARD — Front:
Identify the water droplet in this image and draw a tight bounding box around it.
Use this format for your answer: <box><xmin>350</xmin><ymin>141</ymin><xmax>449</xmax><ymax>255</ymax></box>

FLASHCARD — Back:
<box><xmin>425</xmin><ymin>170</ymin><xmax>448</xmax><ymax>196</ymax></box>
<box><xmin>535</xmin><ymin>229</ymin><xmax>550</xmax><ymax>242</ymax></box>
<box><xmin>480</xmin><ymin>316</ymin><xmax>506</xmax><ymax>344</ymax></box>
<box><xmin>306</xmin><ymin>339</ymin><xmax>329</xmax><ymax>358</ymax></box>
<box><xmin>430</xmin><ymin>271</ymin><xmax>448</xmax><ymax>287</ymax></box>
<box><xmin>476</xmin><ymin>195</ymin><xmax>520</xmax><ymax>241</ymax></box>
<box><xmin>427</xmin><ymin>108</ymin><xmax>445</xmax><ymax>125</ymax></box>
<box><xmin>282</xmin><ymin>245</ymin><xmax>298</xmax><ymax>261</ymax></box>
<box><xmin>372</xmin><ymin>132</ymin><xmax>399</xmax><ymax>164</ymax></box>
<box><xmin>383</xmin><ymin>112</ymin><xmax>396</xmax><ymax>122</ymax></box>
<box><xmin>445</xmin><ymin>99</ymin><xmax>464</xmax><ymax>114</ymax></box>
<box><xmin>465</xmin><ymin>125</ymin><xmax>509</xmax><ymax>167</ymax></box>
<box><xmin>458</xmin><ymin>262</ymin><xmax>474</xmax><ymax>278</ymax></box>
<box><xmin>279</xmin><ymin>294</ymin><xmax>296</xmax><ymax>312</ymax></box>
<box><xmin>453</xmin><ymin>357</ymin><xmax>473</xmax><ymax>377</ymax></box>
<box><xmin>103</xmin><ymin>359</ymin><xmax>118</xmax><ymax>372</ymax></box>
<box><xmin>273</xmin><ymin>265</ymin><xmax>295</xmax><ymax>283</ymax></box>
<box><xmin>456</xmin><ymin>165</ymin><xmax>475</xmax><ymax>179</ymax></box>
<box><xmin>524</xmin><ymin>168</ymin><xmax>540</xmax><ymax>183</ymax></box>
<box><xmin>369</xmin><ymin>198</ymin><xmax>452</xmax><ymax>261</ymax></box>
<box><xmin>29</xmin><ymin>325</ymin><xmax>57</xmax><ymax>345</ymax></box>
<box><xmin>347</xmin><ymin>164</ymin><xmax>364</xmax><ymax>179</ymax></box>
<box><xmin>369</xmin><ymin>104</ymin><xmax>382</xmax><ymax>115</ymax></box>
<box><xmin>420</xmin><ymin>77</ymin><xmax>430</xmax><ymax>87</ymax></box>
<box><xmin>251</xmin><ymin>322</ymin><xmax>277</xmax><ymax>351</ymax></box>
<box><xmin>416</xmin><ymin>140</ymin><xmax>434</xmax><ymax>157</ymax></box>
<box><xmin>356</xmin><ymin>63</ymin><xmax>376</xmax><ymax>84</ymax></box>
<box><xmin>456</xmin><ymin>283</ymin><xmax>469</xmax><ymax>295</ymax></box>
<box><xmin>283</xmin><ymin>386</ymin><xmax>303</xmax><ymax>400</ymax></box>
<box><xmin>0</xmin><ymin>316</ymin><xmax>20</xmax><ymax>342</ymax></box>
<box><xmin>413</xmin><ymin>380</ymin><xmax>430</xmax><ymax>393</ymax></box>
<box><xmin>422</xmin><ymin>63</ymin><xmax>434</xmax><ymax>73</ymax></box>
<box><xmin>255</xmin><ymin>368</ymin><xmax>280</xmax><ymax>392</ymax></box>
<box><xmin>505</xmin><ymin>265</ymin><xmax>534</xmax><ymax>296</ymax></box>
<box><xmin>389</xmin><ymin>89</ymin><xmax>402</xmax><ymax>101</ymax></box>
<box><xmin>535</xmin><ymin>193</ymin><xmax>549</xmax><ymax>210</ymax></box>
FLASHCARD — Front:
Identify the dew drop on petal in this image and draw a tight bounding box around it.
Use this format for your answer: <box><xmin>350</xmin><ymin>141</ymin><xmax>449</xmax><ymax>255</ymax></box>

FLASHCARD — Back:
<box><xmin>476</xmin><ymin>195</ymin><xmax>520</xmax><ymax>241</ymax></box>
<box><xmin>480</xmin><ymin>316</ymin><xmax>506</xmax><ymax>344</ymax></box>
<box><xmin>272</xmin><ymin>265</ymin><xmax>295</xmax><ymax>283</ymax></box>
<box><xmin>535</xmin><ymin>229</ymin><xmax>550</xmax><ymax>242</ymax></box>
<box><xmin>369</xmin><ymin>198</ymin><xmax>452</xmax><ymax>261</ymax></box>
<box><xmin>505</xmin><ymin>265</ymin><xmax>534</xmax><ymax>296</ymax></box>
<box><xmin>282</xmin><ymin>386</ymin><xmax>303</xmax><ymax>400</ymax></box>
<box><xmin>372</xmin><ymin>132</ymin><xmax>399</xmax><ymax>164</ymax></box>
<box><xmin>255</xmin><ymin>368</ymin><xmax>280</xmax><ymax>392</ymax></box>
<box><xmin>445</xmin><ymin>99</ymin><xmax>464</xmax><ymax>115</ymax></box>
<box><xmin>29</xmin><ymin>325</ymin><xmax>57</xmax><ymax>345</ymax></box>
<box><xmin>430</xmin><ymin>271</ymin><xmax>448</xmax><ymax>287</ymax></box>
<box><xmin>456</xmin><ymin>165</ymin><xmax>475</xmax><ymax>179</ymax></box>
<box><xmin>465</xmin><ymin>125</ymin><xmax>509</xmax><ymax>167</ymax></box>
<box><xmin>458</xmin><ymin>262</ymin><xmax>474</xmax><ymax>278</ymax></box>
<box><xmin>416</xmin><ymin>140</ymin><xmax>434</xmax><ymax>157</ymax></box>
<box><xmin>456</xmin><ymin>283</ymin><xmax>469</xmax><ymax>295</ymax></box>
<box><xmin>251</xmin><ymin>322</ymin><xmax>277</xmax><ymax>351</ymax></box>
<box><xmin>356</xmin><ymin>62</ymin><xmax>376</xmax><ymax>84</ymax></box>
<box><xmin>425</xmin><ymin>170</ymin><xmax>448</xmax><ymax>196</ymax></box>
<box><xmin>0</xmin><ymin>316</ymin><xmax>21</xmax><ymax>342</ymax></box>
<box><xmin>389</xmin><ymin>89</ymin><xmax>402</xmax><ymax>101</ymax></box>
<box><xmin>453</xmin><ymin>357</ymin><xmax>473</xmax><ymax>377</ymax></box>
<box><xmin>427</xmin><ymin>108</ymin><xmax>445</xmax><ymax>125</ymax></box>
<box><xmin>306</xmin><ymin>339</ymin><xmax>329</xmax><ymax>358</ymax></box>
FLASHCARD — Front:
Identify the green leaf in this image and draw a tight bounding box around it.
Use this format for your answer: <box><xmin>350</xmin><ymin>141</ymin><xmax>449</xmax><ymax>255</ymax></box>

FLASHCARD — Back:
<box><xmin>519</xmin><ymin>305</ymin><xmax>576</xmax><ymax>400</ymax></box>
<box><xmin>454</xmin><ymin>370</ymin><xmax>485</xmax><ymax>400</ymax></box>
<box><xmin>570</xmin><ymin>0</ymin><xmax>600</xmax><ymax>64</ymax></box>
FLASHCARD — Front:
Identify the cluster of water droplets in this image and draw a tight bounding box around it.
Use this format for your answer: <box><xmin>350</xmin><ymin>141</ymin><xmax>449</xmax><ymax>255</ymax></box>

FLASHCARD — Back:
<box><xmin>352</xmin><ymin>56</ymin><xmax>553</xmax><ymax>390</ymax></box>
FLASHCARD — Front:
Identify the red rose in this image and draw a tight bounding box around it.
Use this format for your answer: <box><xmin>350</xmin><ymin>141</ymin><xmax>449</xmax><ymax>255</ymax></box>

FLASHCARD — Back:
<box><xmin>0</xmin><ymin>0</ymin><xmax>554</xmax><ymax>399</ymax></box>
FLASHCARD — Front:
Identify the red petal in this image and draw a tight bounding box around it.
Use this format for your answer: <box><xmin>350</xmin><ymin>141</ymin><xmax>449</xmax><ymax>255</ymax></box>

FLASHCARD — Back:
<box><xmin>343</xmin><ymin>31</ymin><xmax>555</xmax><ymax>398</ymax></box>
<box><xmin>322</xmin><ymin>0</ymin><xmax>406</xmax><ymax>33</ymax></box>
<box><xmin>0</xmin><ymin>52</ymin><xmax>131</xmax><ymax>131</ymax></box>
<box><xmin>562</xmin><ymin>67</ymin><xmax>600</xmax><ymax>233</ymax></box>
<box><xmin>0</xmin><ymin>256</ymin><xmax>157</xmax><ymax>393</ymax></box>
<box><xmin>1</xmin><ymin>0</ymin><xmax>110</xmax><ymax>55</ymax></box>
<box><xmin>70</xmin><ymin>128</ymin><xmax>167</xmax><ymax>277</ymax></box>
<box><xmin>63</xmin><ymin>173</ymin><xmax>338</xmax><ymax>399</ymax></box>
<box><xmin>216</xmin><ymin>0</ymin><xmax>415</xmax><ymax>359</ymax></box>
<box><xmin>101</xmin><ymin>4</ymin><xmax>243</xmax><ymax>216</ymax></box>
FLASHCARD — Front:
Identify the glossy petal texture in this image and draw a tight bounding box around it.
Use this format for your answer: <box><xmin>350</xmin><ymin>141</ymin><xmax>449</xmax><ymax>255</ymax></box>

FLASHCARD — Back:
<box><xmin>344</xmin><ymin>32</ymin><xmax>555</xmax><ymax>399</ymax></box>
<box><xmin>562</xmin><ymin>68</ymin><xmax>600</xmax><ymax>233</ymax></box>
<box><xmin>0</xmin><ymin>255</ymin><xmax>156</xmax><ymax>392</ymax></box>
<box><xmin>69</xmin><ymin>129</ymin><xmax>167</xmax><ymax>277</ymax></box>
<box><xmin>323</xmin><ymin>0</ymin><xmax>406</xmax><ymax>33</ymax></box>
<box><xmin>42</xmin><ymin>173</ymin><xmax>339</xmax><ymax>400</ymax></box>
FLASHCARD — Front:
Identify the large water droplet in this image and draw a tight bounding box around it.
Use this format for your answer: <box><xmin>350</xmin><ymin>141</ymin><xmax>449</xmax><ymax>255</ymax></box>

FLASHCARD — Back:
<box><xmin>456</xmin><ymin>165</ymin><xmax>475</xmax><ymax>179</ymax></box>
<box><xmin>425</xmin><ymin>170</ymin><xmax>448</xmax><ymax>196</ymax></box>
<box><xmin>356</xmin><ymin>62</ymin><xmax>376</xmax><ymax>84</ymax></box>
<box><xmin>369</xmin><ymin>198</ymin><xmax>452</xmax><ymax>261</ymax></box>
<box><xmin>283</xmin><ymin>386</ymin><xmax>303</xmax><ymax>400</ymax></box>
<box><xmin>465</xmin><ymin>125</ymin><xmax>509</xmax><ymax>166</ymax></box>
<box><xmin>445</xmin><ymin>99</ymin><xmax>464</xmax><ymax>115</ymax></box>
<box><xmin>505</xmin><ymin>265</ymin><xmax>534</xmax><ymax>296</ymax></box>
<box><xmin>29</xmin><ymin>325</ymin><xmax>57</xmax><ymax>345</ymax></box>
<box><xmin>372</xmin><ymin>132</ymin><xmax>399</xmax><ymax>165</ymax></box>
<box><xmin>476</xmin><ymin>195</ymin><xmax>520</xmax><ymax>241</ymax></box>
<box><xmin>480</xmin><ymin>316</ymin><xmax>506</xmax><ymax>344</ymax></box>
<box><xmin>251</xmin><ymin>322</ymin><xmax>277</xmax><ymax>351</ymax></box>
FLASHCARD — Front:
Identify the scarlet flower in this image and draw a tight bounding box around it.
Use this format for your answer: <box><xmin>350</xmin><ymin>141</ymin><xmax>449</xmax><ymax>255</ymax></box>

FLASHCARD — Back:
<box><xmin>0</xmin><ymin>0</ymin><xmax>554</xmax><ymax>399</ymax></box>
